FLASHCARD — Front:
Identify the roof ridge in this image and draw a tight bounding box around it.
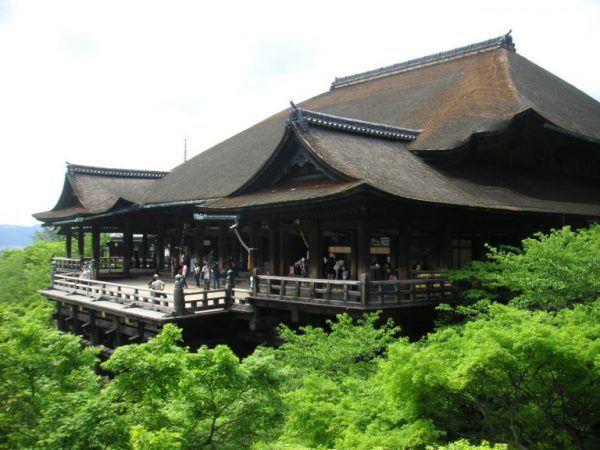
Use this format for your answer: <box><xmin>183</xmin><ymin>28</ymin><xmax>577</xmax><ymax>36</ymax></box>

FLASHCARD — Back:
<box><xmin>286</xmin><ymin>103</ymin><xmax>420</xmax><ymax>142</ymax></box>
<box><xmin>66</xmin><ymin>163</ymin><xmax>169</xmax><ymax>179</ymax></box>
<box><xmin>331</xmin><ymin>31</ymin><xmax>516</xmax><ymax>90</ymax></box>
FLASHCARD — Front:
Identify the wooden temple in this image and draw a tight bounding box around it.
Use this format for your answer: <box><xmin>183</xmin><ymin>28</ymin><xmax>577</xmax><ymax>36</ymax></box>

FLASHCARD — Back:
<box><xmin>34</xmin><ymin>33</ymin><xmax>600</xmax><ymax>350</ymax></box>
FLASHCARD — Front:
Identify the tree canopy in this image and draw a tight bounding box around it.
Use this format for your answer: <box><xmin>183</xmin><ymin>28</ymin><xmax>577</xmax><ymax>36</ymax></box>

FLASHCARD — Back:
<box><xmin>1</xmin><ymin>226</ymin><xmax>599</xmax><ymax>449</ymax></box>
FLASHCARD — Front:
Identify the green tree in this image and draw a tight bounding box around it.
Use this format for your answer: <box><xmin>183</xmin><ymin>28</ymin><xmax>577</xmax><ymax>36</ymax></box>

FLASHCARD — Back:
<box><xmin>102</xmin><ymin>324</ymin><xmax>282</xmax><ymax>449</ymax></box>
<box><xmin>447</xmin><ymin>225</ymin><xmax>600</xmax><ymax>311</ymax></box>
<box><xmin>256</xmin><ymin>313</ymin><xmax>402</xmax><ymax>449</ymax></box>
<box><xmin>0</xmin><ymin>314</ymin><xmax>101</xmax><ymax>449</ymax></box>
<box><xmin>377</xmin><ymin>302</ymin><xmax>600</xmax><ymax>450</ymax></box>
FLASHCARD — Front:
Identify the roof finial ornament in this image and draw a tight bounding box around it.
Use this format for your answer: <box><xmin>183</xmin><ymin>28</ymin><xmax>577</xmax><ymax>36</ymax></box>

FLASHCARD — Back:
<box><xmin>286</xmin><ymin>101</ymin><xmax>309</xmax><ymax>131</ymax></box>
<box><xmin>499</xmin><ymin>30</ymin><xmax>516</xmax><ymax>52</ymax></box>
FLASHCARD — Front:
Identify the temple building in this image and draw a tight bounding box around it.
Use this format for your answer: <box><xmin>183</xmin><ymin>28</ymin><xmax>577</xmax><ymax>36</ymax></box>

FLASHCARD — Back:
<box><xmin>34</xmin><ymin>33</ymin><xmax>600</xmax><ymax>349</ymax></box>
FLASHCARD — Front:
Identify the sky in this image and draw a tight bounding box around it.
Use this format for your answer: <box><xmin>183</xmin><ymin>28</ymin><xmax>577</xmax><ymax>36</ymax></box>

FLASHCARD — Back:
<box><xmin>1</xmin><ymin>0</ymin><xmax>599</xmax><ymax>226</ymax></box>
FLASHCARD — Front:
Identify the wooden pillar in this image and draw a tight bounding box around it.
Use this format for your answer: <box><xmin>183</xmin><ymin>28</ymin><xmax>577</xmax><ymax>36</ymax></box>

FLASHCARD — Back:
<box><xmin>350</xmin><ymin>230</ymin><xmax>358</xmax><ymax>280</ymax></box>
<box><xmin>439</xmin><ymin>226</ymin><xmax>452</xmax><ymax>270</ymax></box>
<box><xmin>77</xmin><ymin>227</ymin><xmax>85</xmax><ymax>260</ymax></box>
<box><xmin>309</xmin><ymin>223</ymin><xmax>323</xmax><ymax>279</ymax></box>
<box><xmin>356</xmin><ymin>220</ymin><xmax>371</xmax><ymax>278</ymax></box>
<box><xmin>195</xmin><ymin>223</ymin><xmax>205</xmax><ymax>264</ymax></box>
<box><xmin>279</xmin><ymin>229</ymin><xmax>289</xmax><ymax>276</ymax></box>
<box><xmin>71</xmin><ymin>304</ymin><xmax>81</xmax><ymax>334</ymax></box>
<box><xmin>218</xmin><ymin>224</ymin><xmax>226</xmax><ymax>270</ymax></box>
<box><xmin>157</xmin><ymin>227</ymin><xmax>165</xmax><ymax>272</ymax></box>
<box><xmin>268</xmin><ymin>222</ymin><xmax>277</xmax><ymax>275</ymax></box>
<box><xmin>142</xmin><ymin>233</ymin><xmax>149</xmax><ymax>268</ymax></box>
<box><xmin>65</xmin><ymin>227</ymin><xmax>73</xmax><ymax>258</ymax></box>
<box><xmin>55</xmin><ymin>302</ymin><xmax>66</xmax><ymax>331</ymax></box>
<box><xmin>92</xmin><ymin>226</ymin><xmax>100</xmax><ymax>263</ymax></box>
<box><xmin>88</xmin><ymin>311</ymin><xmax>100</xmax><ymax>346</ymax></box>
<box><xmin>249</xmin><ymin>222</ymin><xmax>259</xmax><ymax>270</ymax></box>
<box><xmin>123</xmin><ymin>227</ymin><xmax>133</xmax><ymax>276</ymax></box>
<box><xmin>390</xmin><ymin>233</ymin><xmax>400</xmax><ymax>273</ymax></box>
<box><xmin>397</xmin><ymin>222</ymin><xmax>411</xmax><ymax>279</ymax></box>
<box><xmin>174</xmin><ymin>223</ymin><xmax>183</xmax><ymax>255</ymax></box>
<box><xmin>112</xmin><ymin>317</ymin><xmax>122</xmax><ymax>347</ymax></box>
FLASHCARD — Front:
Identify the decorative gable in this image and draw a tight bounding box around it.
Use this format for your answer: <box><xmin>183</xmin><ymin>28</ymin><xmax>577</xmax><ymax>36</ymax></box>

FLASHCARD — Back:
<box><xmin>231</xmin><ymin>125</ymin><xmax>354</xmax><ymax>196</ymax></box>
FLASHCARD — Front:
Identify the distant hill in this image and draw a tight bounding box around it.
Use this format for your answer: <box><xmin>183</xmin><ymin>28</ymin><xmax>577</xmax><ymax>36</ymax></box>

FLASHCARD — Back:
<box><xmin>0</xmin><ymin>224</ymin><xmax>42</xmax><ymax>250</ymax></box>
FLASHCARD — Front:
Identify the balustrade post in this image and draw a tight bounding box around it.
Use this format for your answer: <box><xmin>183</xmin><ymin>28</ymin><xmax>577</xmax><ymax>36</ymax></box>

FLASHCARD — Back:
<box><xmin>174</xmin><ymin>274</ymin><xmax>185</xmax><ymax>316</ymax></box>
<box><xmin>225</xmin><ymin>271</ymin><xmax>233</xmax><ymax>309</ymax></box>
<box><xmin>360</xmin><ymin>273</ymin><xmax>371</xmax><ymax>305</ymax></box>
<box><xmin>252</xmin><ymin>268</ymin><xmax>258</xmax><ymax>297</ymax></box>
<box><xmin>90</xmin><ymin>259</ymin><xmax>97</xmax><ymax>280</ymax></box>
<box><xmin>51</xmin><ymin>258</ymin><xmax>57</xmax><ymax>289</ymax></box>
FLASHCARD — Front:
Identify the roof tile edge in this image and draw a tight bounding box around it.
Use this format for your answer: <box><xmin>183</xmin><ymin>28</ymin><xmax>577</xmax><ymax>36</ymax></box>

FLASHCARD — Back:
<box><xmin>286</xmin><ymin>103</ymin><xmax>420</xmax><ymax>142</ymax></box>
<box><xmin>66</xmin><ymin>163</ymin><xmax>169</xmax><ymax>179</ymax></box>
<box><xmin>330</xmin><ymin>31</ymin><xmax>516</xmax><ymax>90</ymax></box>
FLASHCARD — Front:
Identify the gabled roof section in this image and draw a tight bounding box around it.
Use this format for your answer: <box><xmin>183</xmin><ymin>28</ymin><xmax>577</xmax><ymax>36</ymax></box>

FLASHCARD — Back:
<box><xmin>331</xmin><ymin>32</ymin><xmax>516</xmax><ymax>89</ymax></box>
<box><xmin>231</xmin><ymin>119</ymin><xmax>358</xmax><ymax>196</ymax></box>
<box><xmin>33</xmin><ymin>163</ymin><xmax>168</xmax><ymax>223</ymax></box>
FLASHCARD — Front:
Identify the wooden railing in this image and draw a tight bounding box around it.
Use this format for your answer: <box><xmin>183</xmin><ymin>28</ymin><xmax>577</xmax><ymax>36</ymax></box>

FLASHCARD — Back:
<box><xmin>51</xmin><ymin>274</ymin><xmax>228</xmax><ymax>315</ymax></box>
<box><xmin>230</xmin><ymin>288</ymin><xmax>253</xmax><ymax>312</ymax></box>
<box><xmin>255</xmin><ymin>275</ymin><xmax>453</xmax><ymax>306</ymax></box>
<box><xmin>53</xmin><ymin>257</ymin><xmax>156</xmax><ymax>273</ymax></box>
<box><xmin>97</xmin><ymin>257</ymin><xmax>124</xmax><ymax>270</ymax></box>
<box><xmin>48</xmin><ymin>261</ymin><xmax>453</xmax><ymax>316</ymax></box>
<box><xmin>54</xmin><ymin>257</ymin><xmax>89</xmax><ymax>272</ymax></box>
<box><xmin>369</xmin><ymin>278</ymin><xmax>452</xmax><ymax>303</ymax></box>
<box><xmin>256</xmin><ymin>276</ymin><xmax>362</xmax><ymax>303</ymax></box>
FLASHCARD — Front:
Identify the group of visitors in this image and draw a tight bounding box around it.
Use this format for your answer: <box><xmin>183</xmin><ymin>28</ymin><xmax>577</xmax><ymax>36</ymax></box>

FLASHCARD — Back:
<box><xmin>165</xmin><ymin>251</ymin><xmax>223</xmax><ymax>290</ymax></box>
<box><xmin>372</xmin><ymin>256</ymin><xmax>399</xmax><ymax>281</ymax></box>
<box><xmin>192</xmin><ymin>259</ymin><xmax>221</xmax><ymax>290</ymax></box>
<box><xmin>324</xmin><ymin>255</ymin><xmax>349</xmax><ymax>280</ymax></box>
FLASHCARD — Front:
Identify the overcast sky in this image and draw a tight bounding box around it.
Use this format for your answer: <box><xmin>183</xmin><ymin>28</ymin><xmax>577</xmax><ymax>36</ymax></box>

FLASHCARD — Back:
<box><xmin>1</xmin><ymin>0</ymin><xmax>599</xmax><ymax>226</ymax></box>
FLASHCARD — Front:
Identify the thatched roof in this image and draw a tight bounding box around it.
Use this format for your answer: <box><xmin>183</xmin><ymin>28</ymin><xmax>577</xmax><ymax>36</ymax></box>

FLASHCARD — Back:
<box><xmin>33</xmin><ymin>164</ymin><xmax>167</xmax><ymax>222</ymax></box>
<box><xmin>140</xmin><ymin>33</ymin><xmax>600</xmax><ymax>216</ymax></box>
<box><xmin>35</xmin><ymin>33</ymin><xmax>600</xmax><ymax>222</ymax></box>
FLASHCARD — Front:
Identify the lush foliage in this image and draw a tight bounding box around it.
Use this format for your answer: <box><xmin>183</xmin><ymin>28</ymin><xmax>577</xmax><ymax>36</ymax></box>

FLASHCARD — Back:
<box><xmin>1</xmin><ymin>227</ymin><xmax>600</xmax><ymax>449</ymax></box>
<box><xmin>447</xmin><ymin>225</ymin><xmax>600</xmax><ymax>310</ymax></box>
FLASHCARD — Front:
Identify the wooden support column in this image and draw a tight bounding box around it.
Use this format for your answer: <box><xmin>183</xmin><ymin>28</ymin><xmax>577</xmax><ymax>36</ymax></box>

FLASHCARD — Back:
<box><xmin>92</xmin><ymin>226</ymin><xmax>100</xmax><ymax>263</ymax></box>
<box><xmin>112</xmin><ymin>317</ymin><xmax>122</xmax><ymax>347</ymax></box>
<box><xmin>218</xmin><ymin>224</ymin><xmax>226</xmax><ymax>270</ymax></box>
<box><xmin>65</xmin><ymin>227</ymin><xmax>73</xmax><ymax>258</ymax></box>
<box><xmin>157</xmin><ymin>226</ymin><xmax>165</xmax><ymax>272</ymax></box>
<box><xmin>249</xmin><ymin>222</ymin><xmax>259</xmax><ymax>270</ymax></box>
<box><xmin>439</xmin><ymin>226</ymin><xmax>452</xmax><ymax>270</ymax></box>
<box><xmin>172</xmin><ymin>223</ymin><xmax>183</xmax><ymax>260</ymax></box>
<box><xmin>71</xmin><ymin>305</ymin><xmax>81</xmax><ymax>334</ymax></box>
<box><xmin>195</xmin><ymin>223</ymin><xmax>205</xmax><ymax>264</ymax></box>
<box><xmin>77</xmin><ymin>227</ymin><xmax>85</xmax><ymax>261</ymax></box>
<box><xmin>268</xmin><ymin>222</ymin><xmax>277</xmax><ymax>275</ymax></box>
<box><xmin>279</xmin><ymin>228</ymin><xmax>290</xmax><ymax>276</ymax></box>
<box><xmin>397</xmin><ymin>222</ymin><xmax>411</xmax><ymax>279</ymax></box>
<box><xmin>87</xmin><ymin>311</ymin><xmax>100</xmax><ymax>346</ymax></box>
<box><xmin>142</xmin><ymin>233</ymin><xmax>148</xmax><ymax>268</ymax></box>
<box><xmin>55</xmin><ymin>302</ymin><xmax>66</xmax><ymax>331</ymax></box>
<box><xmin>350</xmin><ymin>230</ymin><xmax>358</xmax><ymax>280</ymax></box>
<box><xmin>390</xmin><ymin>234</ymin><xmax>400</xmax><ymax>273</ymax></box>
<box><xmin>123</xmin><ymin>227</ymin><xmax>133</xmax><ymax>276</ymax></box>
<box><xmin>356</xmin><ymin>220</ymin><xmax>371</xmax><ymax>278</ymax></box>
<box><xmin>309</xmin><ymin>223</ymin><xmax>323</xmax><ymax>279</ymax></box>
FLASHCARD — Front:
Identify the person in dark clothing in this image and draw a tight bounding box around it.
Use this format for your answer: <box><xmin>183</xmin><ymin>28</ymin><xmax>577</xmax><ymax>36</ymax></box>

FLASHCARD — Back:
<box><xmin>211</xmin><ymin>261</ymin><xmax>220</xmax><ymax>289</ymax></box>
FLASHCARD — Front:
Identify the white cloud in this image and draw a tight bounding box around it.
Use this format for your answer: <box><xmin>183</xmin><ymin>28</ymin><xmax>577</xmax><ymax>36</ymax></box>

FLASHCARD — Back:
<box><xmin>0</xmin><ymin>0</ymin><xmax>598</xmax><ymax>225</ymax></box>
